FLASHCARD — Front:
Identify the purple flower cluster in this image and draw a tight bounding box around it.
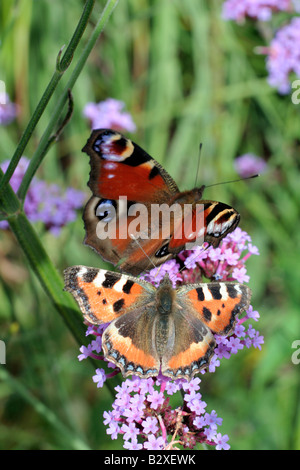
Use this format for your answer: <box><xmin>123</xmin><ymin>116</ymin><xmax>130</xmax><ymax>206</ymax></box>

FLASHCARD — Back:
<box><xmin>222</xmin><ymin>1</ymin><xmax>300</xmax><ymax>93</ymax></box>
<box><xmin>102</xmin><ymin>376</ymin><xmax>230</xmax><ymax>450</ymax></box>
<box><xmin>78</xmin><ymin>227</ymin><xmax>263</xmax><ymax>450</ymax></box>
<box><xmin>0</xmin><ymin>157</ymin><xmax>86</xmax><ymax>235</ymax></box>
<box><xmin>0</xmin><ymin>92</ymin><xmax>18</xmax><ymax>125</ymax></box>
<box><xmin>145</xmin><ymin>227</ymin><xmax>260</xmax><ymax>286</ymax></box>
<box><xmin>265</xmin><ymin>16</ymin><xmax>300</xmax><ymax>93</ymax></box>
<box><xmin>83</xmin><ymin>98</ymin><xmax>136</xmax><ymax>133</ymax></box>
<box><xmin>222</xmin><ymin>0</ymin><xmax>295</xmax><ymax>22</ymax></box>
<box><xmin>234</xmin><ymin>153</ymin><xmax>267</xmax><ymax>178</ymax></box>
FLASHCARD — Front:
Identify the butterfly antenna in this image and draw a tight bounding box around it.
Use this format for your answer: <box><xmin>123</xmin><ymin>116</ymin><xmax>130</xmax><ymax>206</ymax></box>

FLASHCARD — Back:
<box><xmin>206</xmin><ymin>173</ymin><xmax>259</xmax><ymax>189</ymax></box>
<box><xmin>129</xmin><ymin>235</ymin><xmax>172</xmax><ymax>283</ymax></box>
<box><xmin>194</xmin><ymin>142</ymin><xmax>203</xmax><ymax>187</ymax></box>
<box><xmin>177</xmin><ymin>243</ymin><xmax>210</xmax><ymax>276</ymax></box>
<box><xmin>131</xmin><ymin>234</ymin><xmax>181</xmax><ymax>285</ymax></box>
<box><xmin>129</xmin><ymin>234</ymin><xmax>157</xmax><ymax>271</ymax></box>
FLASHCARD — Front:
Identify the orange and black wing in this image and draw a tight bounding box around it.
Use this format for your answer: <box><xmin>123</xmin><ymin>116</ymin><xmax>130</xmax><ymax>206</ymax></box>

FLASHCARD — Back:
<box><xmin>64</xmin><ymin>266</ymin><xmax>154</xmax><ymax>324</ymax></box>
<box><xmin>101</xmin><ymin>306</ymin><xmax>162</xmax><ymax>378</ymax></box>
<box><xmin>159</xmin><ymin>281</ymin><xmax>251</xmax><ymax>380</ymax></box>
<box><xmin>160</xmin><ymin>307</ymin><xmax>216</xmax><ymax>380</ymax></box>
<box><xmin>64</xmin><ymin>265</ymin><xmax>161</xmax><ymax>378</ymax></box>
<box><xmin>169</xmin><ymin>200</ymin><xmax>240</xmax><ymax>252</ymax></box>
<box><xmin>176</xmin><ymin>281</ymin><xmax>252</xmax><ymax>335</ymax></box>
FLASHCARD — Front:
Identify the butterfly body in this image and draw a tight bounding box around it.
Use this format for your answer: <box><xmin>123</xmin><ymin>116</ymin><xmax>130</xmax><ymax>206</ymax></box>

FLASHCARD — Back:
<box><xmin>167</xmin><ymin>186</ymin><xmax>205</xmax><ymax>204</ymax></box>
<box><xmin>82</xmin><ymin>129</ymin><xmax>240</xmax><ymax>275</ymax></box>
<box><xmin>64</xmin><ymin>266</ymin><xmax>251</xmax><ymax>380</ymax></box>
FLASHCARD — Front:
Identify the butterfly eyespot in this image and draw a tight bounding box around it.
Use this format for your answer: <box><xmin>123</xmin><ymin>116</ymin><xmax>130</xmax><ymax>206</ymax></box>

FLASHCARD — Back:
<box><xmin>155</xmin><ymin>243</ymin><xmax>170</xmax><ymax>258</ymax></box>
<box><xmin>100</xmin><ymin>129</ymin><xmax>115</xmax><ymax>141</ymax></box>
<box><xmin>95</xmin><ymin>199</ymin><xmax>117</xmax><ymax>222</ymax></box>
<box><xmin>93</xmin><ymin>131</ymin><xmax>112</xmax><ymax>150</ymax></box>
<box><xmin>93</xmin><ymin>130</ymin><xmax>118</xmax><ymax>152</ymax></box>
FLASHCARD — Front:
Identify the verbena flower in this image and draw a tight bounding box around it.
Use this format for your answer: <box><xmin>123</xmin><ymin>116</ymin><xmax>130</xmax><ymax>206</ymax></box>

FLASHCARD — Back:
<box><xmin>101</xmin><ymin>375</ymin><xmax>227</xmax><ymax>450</ymax></box>
<box><xmin>222</xmin><ymin>0</ymin><xmax>296</xmax><ymax>23</ymax></box>
<box><xmin>222</xmin><ymin>2</ymin><xmax>300</xmax><ymax>94</ymax></box>
<box><xmin>0</xmin><ymin>92</ymin><xmax>18</xmax><ymax>125</ymax></box>
<box><xmin>0</xmin><ymin>157</ymin><xmax>85</xmax><ymax>235</ymax></box>
<box><xmin>145</xmin><ymin>227</ymin><xmax>259</xmax><ymax>286</ymax></box>
<box><xmin>78</xmin><ymin>227</ymin><xmax>263</xmax><ymax>450</ymax></box>
<box><xmin>264</xmin><ymin>17</ymin><xmax>300</xmax><ymax>94</ymax></box>
<box><xmin>83</xmin><ymin>98</ymin><xmax>136</xmax><ymax>132</ymax></box>
<box><xmin>234</xmin><ymin>153</ymin><xmax>267</xmax><ymax>178</ymax></box>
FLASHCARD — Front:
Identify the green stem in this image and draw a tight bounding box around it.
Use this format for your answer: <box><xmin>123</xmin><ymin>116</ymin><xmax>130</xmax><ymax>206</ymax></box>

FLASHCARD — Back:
<box><xmin>0</xmin><ymin>169</ymin><xmax>86</xmax><ymax>346</ymax></box>
<box><xmin>0</xmin><ymin>0</ymin><xmax>95</xmax><ymax>197</ymax></box>
<box><xmin>0</xmin><ymin>168</ymin><xmax>117</xmax><ymax>397</ymax></box>
<box><xmin>0</xmin><ymin>169</ymin><xmax>21</xmax><ymax>216</ymax></box>
<box><xmin>8</xmin><ymin>211</ymin><xmax>88</xmax><ymax>346</ymax></box>
<box><xmin>0</xmin><ymin>0</ymin><xmax>120</xmax><ymax>338</ymax></box>
<box><xmin>0</xmin><ymin>0</ymin><xmax>120</xmax><ymax>399</ymax></box>
<box><xmin>17</xmin><ymin>0</ymin><xmax>119</xmax><ymax>202</ymax></box>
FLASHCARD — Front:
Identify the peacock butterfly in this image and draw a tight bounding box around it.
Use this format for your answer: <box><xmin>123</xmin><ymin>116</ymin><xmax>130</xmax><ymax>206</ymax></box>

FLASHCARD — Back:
<box><xmin>82</xmin><ymin>129</ymin><xmax>240</xmax><ymax>275</ymax></box>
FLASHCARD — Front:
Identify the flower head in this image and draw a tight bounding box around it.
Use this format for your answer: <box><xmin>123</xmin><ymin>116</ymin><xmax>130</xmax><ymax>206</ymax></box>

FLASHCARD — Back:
<box><xmin>0</xmin><ymin>157</ymin><xmax>85</xmax><ymax>235</ymax></box>
<box><xmin>0</xmin><ymin>92</ymin><xmax>18</xmax><ymax>125</ymax></box>
<box><xmin>92</xmin><ymin>368</ymin><xmax>107</xmax><ymax>388</ymax></box>
<box><xmin>234</xmin><ymin>154</ymin><xmax>267</xmax><ymax>178</ymax></box>
<box><xmin>100</xmin><ymin>376</ymin><xmax>227</xmax><ymax>450</ymax></box>
<box><xmin>214</xmin><ymin>433</ymin><xmax>230</xmax><ymax>450</ymax></box>
<box><xmin>83</xmin><ymin>98</ymin><xmax>136</xmax><ymax>132</ymax></box>
<box><xmin>222</xmin><ymin>0</ymin><xmax>296</xmax><ymax>23</ymax></box>
<box><xmin>142</xmin><ymin>416</ymin><xmax>159</xmax><ymax>434</ymax></box>
<box><xmin>265</xmin><ymin>17</ymin><xmax>300</xmax><ymax>94</ymax></box>
<box><xmin>144</xmin><ymin>434</ymin><xmax>166</xmax><ymax>450</ymax></box>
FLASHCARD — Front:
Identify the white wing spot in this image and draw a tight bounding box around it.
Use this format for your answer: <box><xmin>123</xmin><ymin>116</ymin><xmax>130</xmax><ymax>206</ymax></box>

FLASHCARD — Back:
<box><xmin>202</xmin><ymin>284</ymin><xmax>213</xmax><ymax>301</ymax></box>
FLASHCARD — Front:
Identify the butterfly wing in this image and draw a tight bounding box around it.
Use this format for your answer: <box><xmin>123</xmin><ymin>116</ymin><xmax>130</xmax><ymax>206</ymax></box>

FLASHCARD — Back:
<box><xmin>63</xmin><ymin>266</ymin><xmax>156</xmax><ymax>324</ymax></box>
<box><xmin>64</xmin><ymin>265</ymin><xmax>162</xmax><ymax>378</ymax></box>
<box><xmin>176</xmin><ymin>281</ymin><xmax>252</xmax><ymax>335</ymax></box>
<box><xmin>160</xmin><ymin>306</ymin><xmax>216</xmax><ymax>380</ymax></box>
<box><xmin>82</xmin><ymin>129</ymin><xmax>179</xmax><ymax>273</ymax></box>
<box><xmin>169</xmin><ymin>200</ymin><xmax>240</xmax><ymax>252</ymax></box>
<box><xmin>83</xmin><ymin>196</ymin><xmax>173</xmax><ymax>274</ymax></box>
<box><xmin>82</xmin><ymin>129</ymin><xmax>179</xmax><ymax>203</ymax></box>
<box><xmin>159</xmin><ymin>281</ymin><xmax>251</xmax><ymax>380</ymax></box>
<box><xmin>102</xmin><ymin>305</ymin><xmax>161</xmax><ymax>378</ymax></box>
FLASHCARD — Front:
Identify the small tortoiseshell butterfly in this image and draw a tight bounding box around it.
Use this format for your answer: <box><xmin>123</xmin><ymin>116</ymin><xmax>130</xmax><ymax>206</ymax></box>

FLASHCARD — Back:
<box><xmin>64</xmin><ymin>266</ymin><xmax>251</xmax><ymax>381</ymax></box>
<box><xmin>82</xmin><ymin>129</ymin><xmax>240</xmax><ymax>275</ymax></box>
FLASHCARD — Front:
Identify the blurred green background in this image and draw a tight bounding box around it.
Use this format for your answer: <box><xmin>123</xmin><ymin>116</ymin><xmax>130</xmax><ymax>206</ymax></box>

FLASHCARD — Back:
<box><xmin>0</xmin><ymin>0</ymin><xmax>299</xmax><ymax>450</ymax></box>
